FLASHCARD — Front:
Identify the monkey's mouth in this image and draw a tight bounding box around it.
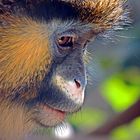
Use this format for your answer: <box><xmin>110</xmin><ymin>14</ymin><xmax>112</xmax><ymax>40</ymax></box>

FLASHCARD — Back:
<box><xmin>40</xmin><ymin>103</ymin><xmax>66</xmax><ymax>116</ymax></box>
<box><xmin>36</xmin><ymin>103</ymin><xmax>66</xmax><ymax>127</ymax></box>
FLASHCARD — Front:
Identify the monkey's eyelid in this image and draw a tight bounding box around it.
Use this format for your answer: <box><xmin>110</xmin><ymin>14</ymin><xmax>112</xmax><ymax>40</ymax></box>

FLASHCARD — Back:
<box><xmin>57</xmin><ymin>29</ymin><xmax>79</xmax><ymax>39</ymax></box>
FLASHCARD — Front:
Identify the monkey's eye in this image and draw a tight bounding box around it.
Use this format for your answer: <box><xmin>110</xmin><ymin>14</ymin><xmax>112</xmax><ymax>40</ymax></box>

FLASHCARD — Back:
<box><xmin>57</xmin><ymin>36</ymin><xmax>74</xmax><ymax>49</ymax></box>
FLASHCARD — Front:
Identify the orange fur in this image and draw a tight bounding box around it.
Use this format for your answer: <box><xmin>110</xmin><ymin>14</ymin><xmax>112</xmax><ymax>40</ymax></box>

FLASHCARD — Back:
<box><xmin>0</xmin><ymin>15</ymin><xmax>52</xmax><ymax>140</ymax></box>
<box><xmin>0</xmin><ymin>15</ymin><xmax>52</xmax><ymax>96</ymax></box>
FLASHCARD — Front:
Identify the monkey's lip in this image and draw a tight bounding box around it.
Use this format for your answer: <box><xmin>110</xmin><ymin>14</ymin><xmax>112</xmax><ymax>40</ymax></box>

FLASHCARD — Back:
<box><xmin>38</xmin><ymin>103</ymin><xmax>66</xmax><ymax>121</ymax></box>
<box><xmin>35</xmin><ymin>103</ymin><xmax>66</xmax><ymax>127</ymax></box>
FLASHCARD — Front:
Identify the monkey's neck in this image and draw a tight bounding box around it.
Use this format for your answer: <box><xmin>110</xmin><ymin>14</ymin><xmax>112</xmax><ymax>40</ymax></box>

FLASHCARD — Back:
<box><xmin>0</xmin><ymin>99</ymin><xmax>34</xmax><ymax>140</ymax></box>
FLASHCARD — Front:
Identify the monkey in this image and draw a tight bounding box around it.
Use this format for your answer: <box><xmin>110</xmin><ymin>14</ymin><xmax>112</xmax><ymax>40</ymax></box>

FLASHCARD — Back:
<box><xmin>0</xmin><ymin>0</ymin><xmax>128</xmax><ymax>139</ymax></box>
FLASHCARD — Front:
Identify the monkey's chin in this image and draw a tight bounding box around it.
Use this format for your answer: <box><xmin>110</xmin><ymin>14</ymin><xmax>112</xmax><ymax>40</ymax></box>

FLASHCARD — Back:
<box><xmin>36</xmin><ymin>104</ymin><xmax>66</xmax><ymax>127</ymax></box>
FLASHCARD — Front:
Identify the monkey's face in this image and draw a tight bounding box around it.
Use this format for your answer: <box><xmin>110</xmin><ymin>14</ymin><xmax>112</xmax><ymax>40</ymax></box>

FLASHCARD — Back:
<box><xmin>32</xmin><ymin>21</ymin><xmax>93</xmax><ymax>127</ymax></box>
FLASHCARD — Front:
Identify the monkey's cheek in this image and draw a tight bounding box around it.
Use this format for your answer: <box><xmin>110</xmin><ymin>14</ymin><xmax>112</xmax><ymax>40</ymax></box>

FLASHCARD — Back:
<box><xmin>36</xmin><ymin>105</ymin><xmax>66</xmax><ymax>127</ymax></box>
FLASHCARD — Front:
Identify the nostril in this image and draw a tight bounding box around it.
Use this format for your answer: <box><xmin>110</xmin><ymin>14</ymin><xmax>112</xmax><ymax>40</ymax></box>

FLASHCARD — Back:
<box><xmin>74</xmin><ymin>79</ymin><xmax>81</xmax><ymax>88</ymax></box>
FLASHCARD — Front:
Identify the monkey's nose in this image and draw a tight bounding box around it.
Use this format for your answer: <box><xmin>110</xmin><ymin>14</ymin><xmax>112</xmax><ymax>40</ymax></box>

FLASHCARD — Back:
<box><xmin>68</xmin><ymin>79</ymin><xmax>84</xmax><ymax>96</ymax></box>
<box><xmin>67</xmin><ymin>79</ymin><xmax>85</xmax><ymax>106</ymax></box>
<box><xmin>74</xmin><ymin>79</ymin><xmax>81</xmax><ymax>89</ymax></box>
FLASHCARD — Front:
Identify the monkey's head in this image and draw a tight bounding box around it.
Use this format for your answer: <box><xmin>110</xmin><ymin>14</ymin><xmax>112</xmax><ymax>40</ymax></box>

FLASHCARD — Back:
<box><xmin>0</xmin><ymin>0</ymin><xmax>128</xmax><ymax>128</ymax></box>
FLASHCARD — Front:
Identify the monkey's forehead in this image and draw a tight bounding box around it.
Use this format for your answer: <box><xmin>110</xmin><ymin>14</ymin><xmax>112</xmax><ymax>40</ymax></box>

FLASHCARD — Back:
<box><xmin>0</xmin><ymin>0</ymin><xmax>128</xmax><ymax>31</ymax></box>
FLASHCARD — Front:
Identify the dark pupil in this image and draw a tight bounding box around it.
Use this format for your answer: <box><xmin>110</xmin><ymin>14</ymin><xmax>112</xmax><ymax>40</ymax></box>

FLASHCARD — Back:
<box><xmin>58</xmin><ymin>36</ymin><xmax>73</xmax><ymax>48</ymax></box>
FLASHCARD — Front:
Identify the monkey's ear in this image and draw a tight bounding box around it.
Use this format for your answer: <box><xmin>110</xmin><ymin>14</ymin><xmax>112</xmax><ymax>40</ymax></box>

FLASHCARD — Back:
<box><xmin>61</xmin><ymin>0</ymin><xmax>129</xmax><ymax>33</ymax></box>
